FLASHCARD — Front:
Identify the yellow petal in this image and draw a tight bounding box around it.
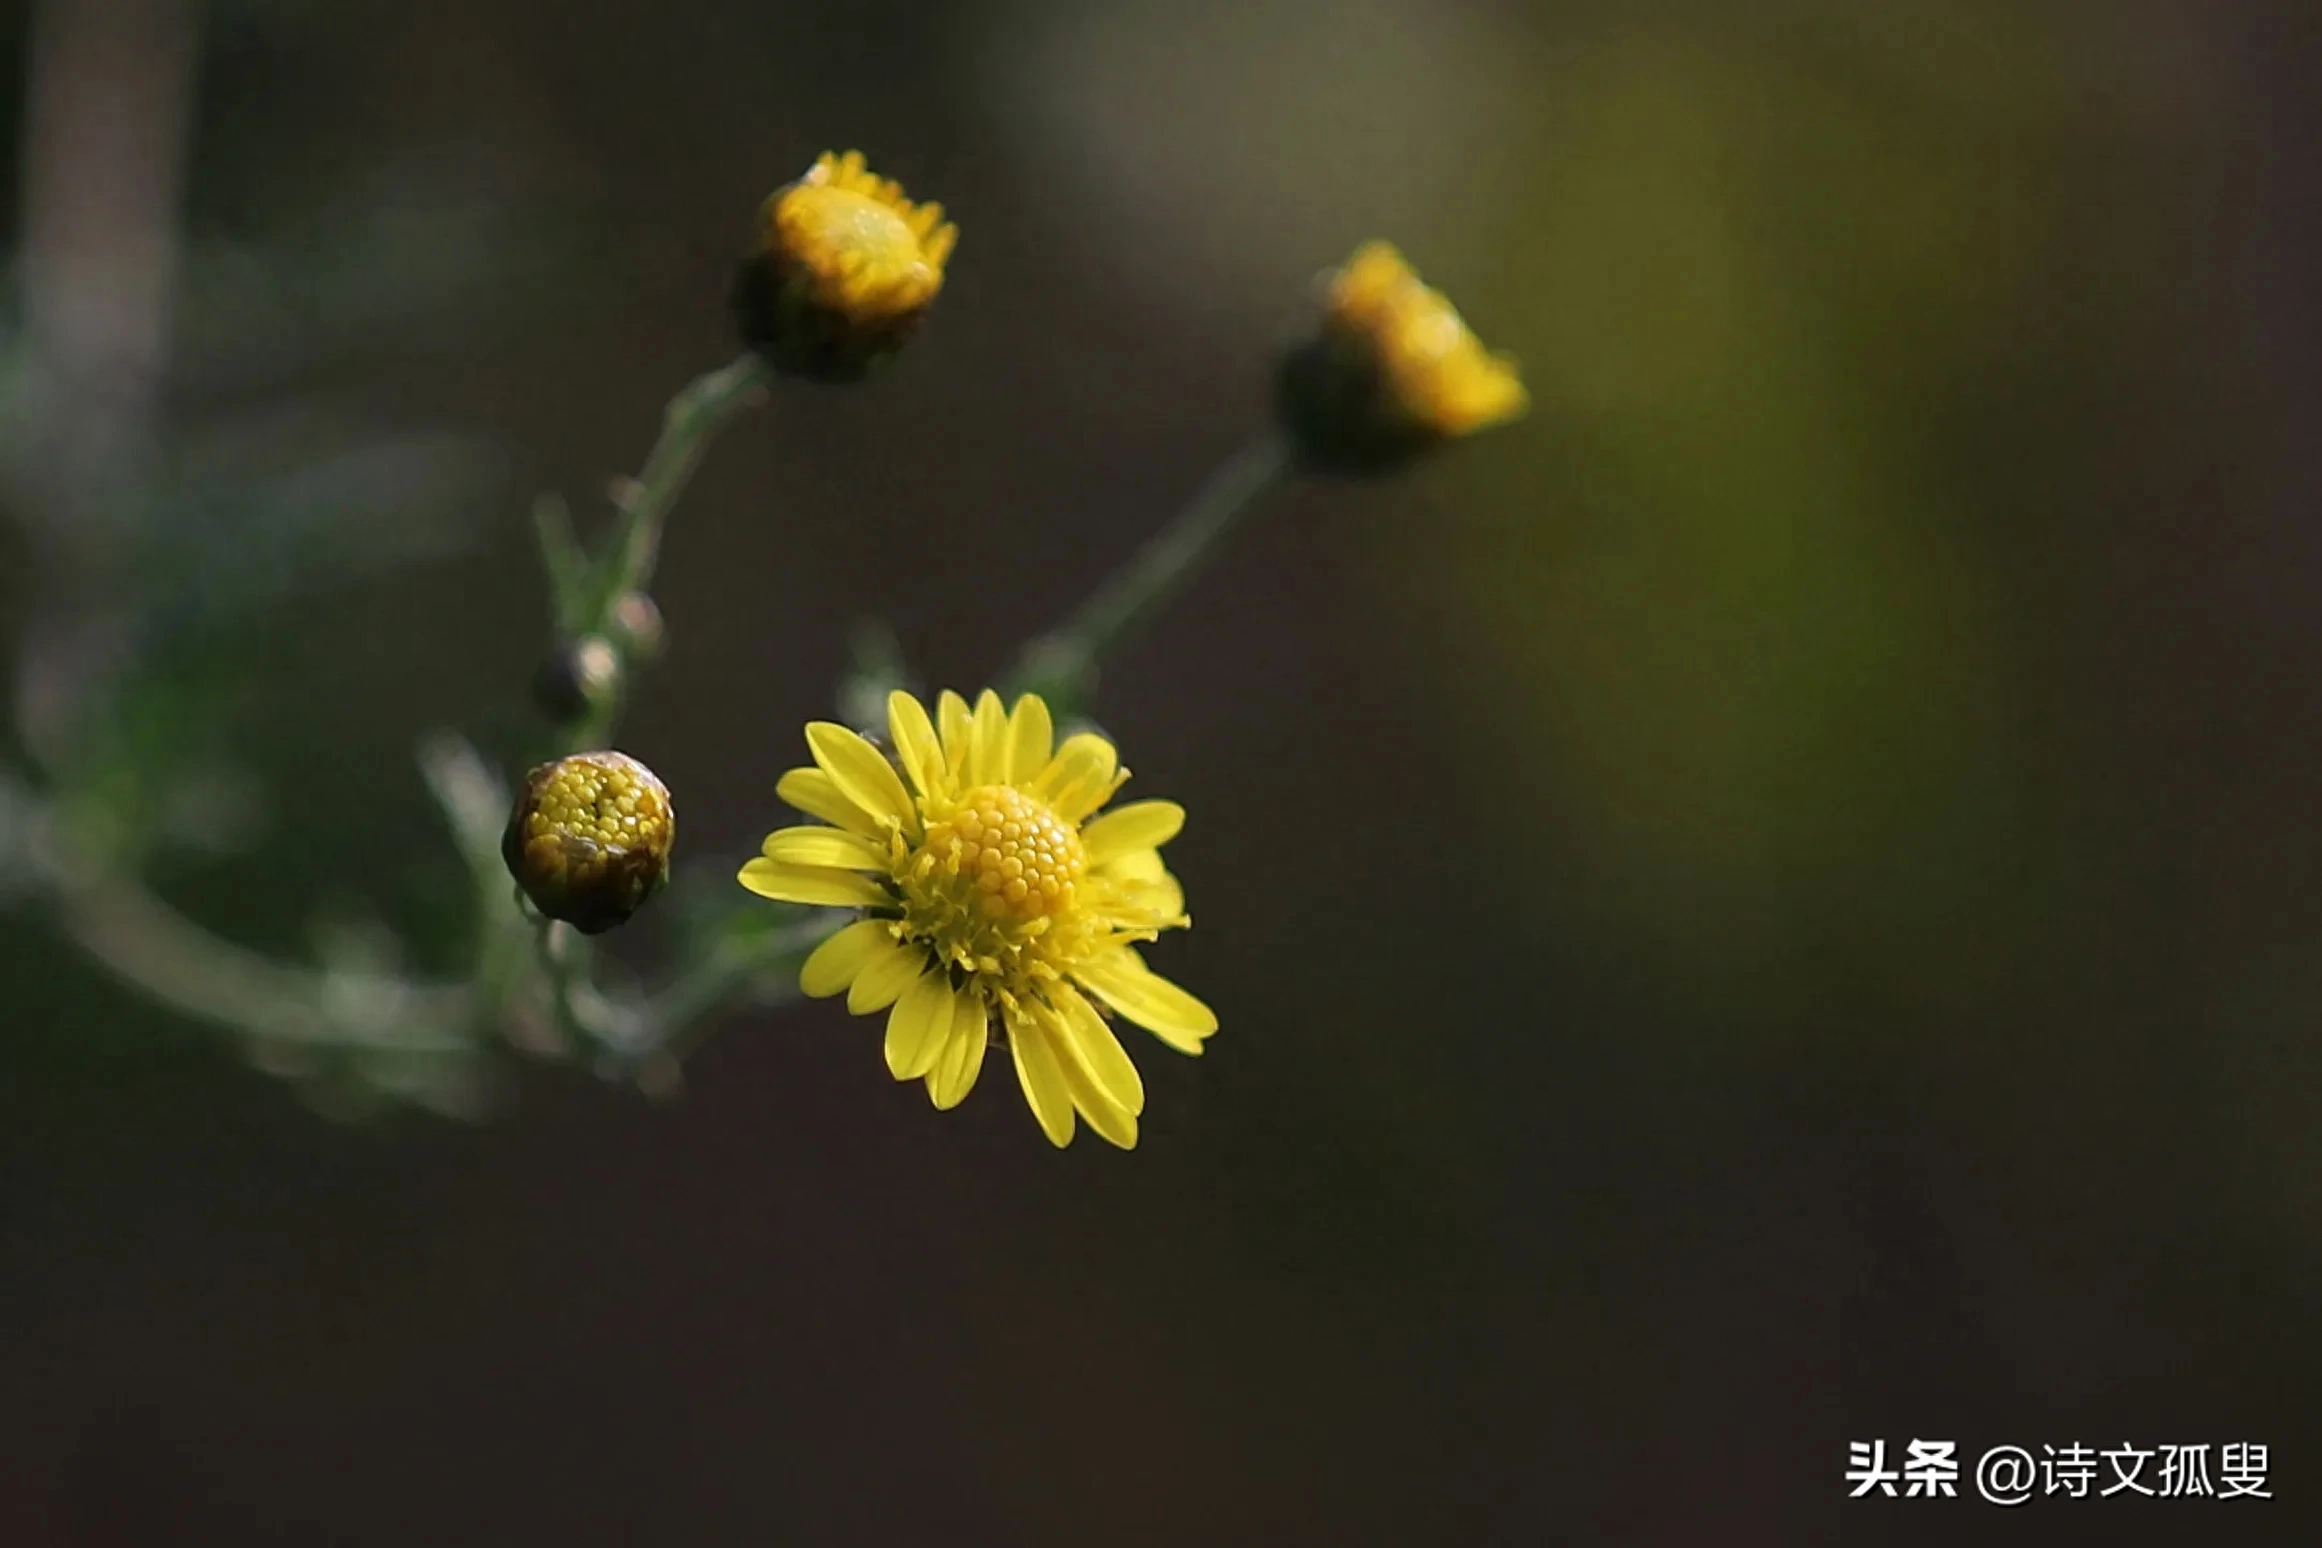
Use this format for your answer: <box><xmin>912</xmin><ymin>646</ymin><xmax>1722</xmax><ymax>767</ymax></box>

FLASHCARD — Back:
<box><xmin>1050</xmin><ymin>989</ymin><xmax>1145</xmax><ymax>1116</ymax></box>
<box><xmin>738</xmin><ymin>858</ymin><xmax>889</xmax><ymax>908</ymax></box>
<box><xmin>1032</xmin><ymin>732</ymin><xmax>1118</xmax><ymax>818</ymax></box>
<box><xmin>1055</xmin><ymin>1047</ymin><xmax>1138</xmax><ymax>1150</ymax></box>
<box><xmin>883</xmin><ymin>972</ymin><xmax>954</xmax><ymax>1080</ymax></box>
<box><xmin>777</xmin><ymin>766</ymin><xmax>879</xmax><ymax>837</ymax></box>
<box><xmin>928</xmin><ymin>990</ymin><xmax>989</xmax><ymax>1110</ymax></box>
<box><xmin>886</xmin><ymin>690</ymin><xmax>944</xmax><ymax>796</ymax></box>
<box><xmin>1074</xmin><ymin>948</ymin><xmax>1217</xmax><ymax>1055</ymax></box>
<box><xmin>1060</xmin><ymin>770</ymin><xmax>1129</xmax><ymax>824</ymax></box>
<box><xmin>1009</xmin><ymin>1007</ymin><xmax>1077</xmax><ymax>1146</ymax></box>
<box><xmin>1099</xmin><ymin>847</ymin><xmax>1187</xmax><ymax>924</ymax></box>
<box><xmin>970</xmin><ymin>688</ymin><xmax>1009</xmax><ymax>785</ymax></box>
<box><xmin>760</xmin><ymin>825</ymin><xmax>888</xmax><ymax>871</ymax></box>
<box><xmin>1101</xmin><ymin>847</ymin><xmax>1167</xmax><ymax>881</ymax></box>
<box><xmin>937</xmin><ymin>690</ymin><xmax>973</xmax><ymax>781</ymax></box>
<box><xmin>805</xmin><ymin>721</ymin><xmax>914</xmax><ymax>833</ymax></box>
<box><xmin>799</xmin><ymin>918</ymin><xmax>893</xmax><ymax>998</ymax></box>
<box><xmin>1079</xmin><ymin>800</ymin><xmax>1185</xmax><ymax>866</ymax></box>
<box><xmin>1007</xmin><ymin>695</ymin><xmax>1054</xmax><ymax>785</ymax></box>
<box><xmin>846</xmin><ymin>935</ymin><xmax>928</xmax><ymax>1013</ymax></box>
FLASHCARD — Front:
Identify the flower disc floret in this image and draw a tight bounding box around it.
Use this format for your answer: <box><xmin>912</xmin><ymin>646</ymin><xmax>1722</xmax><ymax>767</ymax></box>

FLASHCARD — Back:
<box><xmin>737</xmin><ymin>689</ymin><xmax>1214</xmax><ymax>1148</ymax></box>
<box><xmin>914</xmin><ymin>783</ymin><xmax>1088</xmax><ymax>929</ymax></box>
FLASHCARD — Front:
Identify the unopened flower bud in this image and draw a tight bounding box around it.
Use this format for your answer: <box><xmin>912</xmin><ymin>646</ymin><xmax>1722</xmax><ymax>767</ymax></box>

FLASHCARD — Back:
<box><xmin>532</xmin><ymin>636</ymin><xmax>622</xmax><ymax>723</ymax></box>
<box><xmin>732</xmin><ymin>150</ymin><xmax>958</xmax><ymax>381</ymax></box>
<box><xmin>502</xmin><ymin>751</ymin><xmax>675</xmax><ymax>934</ymax></box>
<box><xmin>1277</xmin><ymin>241</ymin><xmax>1527</xmax><ymax>472</ymax></box>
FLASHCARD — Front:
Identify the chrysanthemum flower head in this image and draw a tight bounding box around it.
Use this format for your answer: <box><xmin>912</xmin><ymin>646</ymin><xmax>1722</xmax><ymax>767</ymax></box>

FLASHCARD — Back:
<box><xmin>733</xmin><ymin>150</ymin><xmax>958</xmax><ymax>381</ymax></box>
<box><xmin>1279</xmin><ymin>240</ymin><xmax>1527</xmax><ymax>470</ymax></box>
<box><xmin>503</xmin><ymin>750</ymin><xmax>675</xmax><ymax>935</ymax></box>
<box><xmin>737</xmin><ymin>689</ymin><xmax>1214</xmax><ymax>1148</ymax></box>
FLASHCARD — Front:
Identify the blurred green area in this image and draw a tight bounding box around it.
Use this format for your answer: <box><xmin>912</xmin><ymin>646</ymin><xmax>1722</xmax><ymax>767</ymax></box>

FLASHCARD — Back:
<box><xmin>3</xmin><ymin>0</ymin><xmax>2318</xmax><ymax>1543</ymax></box>
<box><xmin>1438</xmin><ymin>21</ymin><xmax>2071</xmax><ymax>1013</ymax></box>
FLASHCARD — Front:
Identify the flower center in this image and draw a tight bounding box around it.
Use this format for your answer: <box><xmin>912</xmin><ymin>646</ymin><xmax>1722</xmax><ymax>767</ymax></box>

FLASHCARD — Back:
<box><xmin>778</xmin><ymin>188</ymin><xmax>928</xmax><ymax>295</ymax></box>
<box><xmin>917</xmin><ymin>784</ymin><xmax>1086</xmax><ymax>925</ymax></box>
<box><xmin>527</xmin><ymin>753</ymin><xmax>667</xmax><ymax>856</ymax></box>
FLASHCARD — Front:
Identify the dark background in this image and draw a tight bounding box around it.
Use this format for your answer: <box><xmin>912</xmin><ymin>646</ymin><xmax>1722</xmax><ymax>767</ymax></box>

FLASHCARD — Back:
<box><xmin>3</xmin><ymin>0</ymin><xmax>2320</xmax><ymax>1542</ymax></box>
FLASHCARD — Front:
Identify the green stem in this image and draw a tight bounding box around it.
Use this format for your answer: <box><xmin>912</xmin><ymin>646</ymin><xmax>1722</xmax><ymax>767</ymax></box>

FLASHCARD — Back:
<box><xmin>530</xmin><ymin>914</ymin><xmax>628</xmax><ymax>1046</ymax></box>
<box><xmin>1007</xmin><ymin>430</ymin><xmax>1294</xmax><ymax>714</ymax></box>
<box><xmin>612</xmin><ymin>913</ymin><xmax>839</xmax><ymax>1077</ymax></box>
<box><xmin>37</xmin><ymin>834</ymin><xmax>475</xmax><ymax>1054</ymax></box>
<box><xmin>557</xmin><ymin>352</ymin><xmax>774</xmax><ymax>752</ymax></box>
<box><xmin>490</xmin><ymin>356</ymin><xmax>783</xmax><ymax>1079</ymax></box>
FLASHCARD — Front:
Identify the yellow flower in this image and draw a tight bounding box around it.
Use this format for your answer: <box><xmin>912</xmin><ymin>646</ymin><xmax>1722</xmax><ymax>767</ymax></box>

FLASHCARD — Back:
<box><xmin>1279</xmin><ymin>240</ymin><xmax>1527</xmax><ymax>469</ymax></box>
<box><xmin>733</xmin><ymin>149</ymin><xmax>958</xmax><ymax>380</ymax></box>
<box><xmin>737</xmin><ymin>690</ymin><xmax>1213</xmax><ymax>1148</ymax></box>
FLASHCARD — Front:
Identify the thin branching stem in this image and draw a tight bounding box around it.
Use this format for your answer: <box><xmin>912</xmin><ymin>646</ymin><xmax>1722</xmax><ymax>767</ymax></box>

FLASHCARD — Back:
<box><xmin>1008</xmin><ymin>429</ymin><xmax>1294</xmax><ymax>715</ymax></box>
<box><xmin>559</xmin><ymin>353</ymin><xmax>774</xmax><ymax>752</ymax></box>
<box><xmin>10</xmin><ymin>352</ymin><xmax>789</xmax><ymax>1091</ymax></box>
<box><xmin>614</xmin><ymin>913</ymin><xmax>839</xmax><ymax>1077</ymax></box>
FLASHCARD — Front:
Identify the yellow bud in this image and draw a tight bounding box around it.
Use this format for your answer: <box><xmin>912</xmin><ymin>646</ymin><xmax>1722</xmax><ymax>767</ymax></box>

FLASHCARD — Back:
<box><xmin>502</xmin><ymin>751</ymin><xmax>675</xmax><ymax>935</ymax></box>
<box><xmin>732</xmin><ymin>149</ymin><xmax>958</xmax><ymax>381</ymax></box>
<box><xmin>1278</xmin><ymin>241</ymin><xmax>1527</xmax><ymax>472</ymax></box>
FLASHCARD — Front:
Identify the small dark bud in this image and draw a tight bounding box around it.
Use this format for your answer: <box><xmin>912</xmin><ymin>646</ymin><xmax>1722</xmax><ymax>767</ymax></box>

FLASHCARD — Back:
<box><xmin>532</xmin><ymin>636</ymin><xmax>622</xmax><ymax>722</ymax></box>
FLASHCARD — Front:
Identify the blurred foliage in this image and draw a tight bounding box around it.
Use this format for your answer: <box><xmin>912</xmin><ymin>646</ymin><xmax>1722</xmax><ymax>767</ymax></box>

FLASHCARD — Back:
<box><xmin>0</xmin><ymin>2</ymin><xmax>580</xmax><ymax>1117</ymax></box>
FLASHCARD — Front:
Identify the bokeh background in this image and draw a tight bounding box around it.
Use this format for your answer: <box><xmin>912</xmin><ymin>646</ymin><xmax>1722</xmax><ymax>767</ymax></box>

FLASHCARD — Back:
<box><xmin>3</xmin><ymin>0</ymin><xmax>2320</xmax><ymax>1542</ymax></box>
